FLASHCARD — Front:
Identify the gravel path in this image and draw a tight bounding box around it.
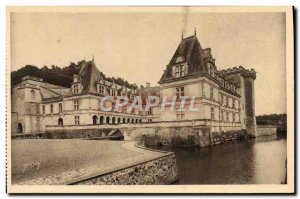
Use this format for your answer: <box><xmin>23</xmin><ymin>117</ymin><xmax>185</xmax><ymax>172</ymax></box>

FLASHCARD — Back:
<box><xmin>11</xmin><ymin>139</ymin><xmax>165</xmax><ymax>185</ymax></box>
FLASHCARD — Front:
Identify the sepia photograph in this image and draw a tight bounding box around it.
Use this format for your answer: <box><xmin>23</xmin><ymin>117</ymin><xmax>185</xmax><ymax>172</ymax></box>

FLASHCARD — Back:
<box><xmin>6</xmin><ymin>6</ymin><xmax>294</xmax><ymax>194</ymax></box>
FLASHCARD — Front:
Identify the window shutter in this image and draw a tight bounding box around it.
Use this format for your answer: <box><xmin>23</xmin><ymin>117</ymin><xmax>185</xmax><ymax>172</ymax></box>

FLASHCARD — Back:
<box><xmin>172</xmin><ymin>66</ymin><xmax>175</xmax><ymax>77</ymax></box>
<box><xmin>185</xmin><ymin>64</ymin><xmax>188</xmax><ymax>75</ymax></box>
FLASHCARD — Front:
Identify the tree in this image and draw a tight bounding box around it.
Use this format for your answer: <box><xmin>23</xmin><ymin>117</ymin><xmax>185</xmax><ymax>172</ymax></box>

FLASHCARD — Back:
<box><xmin>11</xmin><ymin>59</ymin><xmax>140</xmax><ymax>89</ymax></box>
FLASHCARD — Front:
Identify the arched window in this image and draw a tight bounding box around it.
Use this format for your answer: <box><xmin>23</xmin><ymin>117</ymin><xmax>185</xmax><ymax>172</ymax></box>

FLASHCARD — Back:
<box><xmin>50</xmin><ymin>104</ymin><xmax>53</xmax><ymax>114</ymax></box>
<box><xmin>136</xmin><ymin>119</ymin><xmax>138</xmax><ymax>123</ymax></box>
<box><xmin>123</xmin><ymin>118</ymin><xmax>126</xmax><ymax>123</ymax></box>
<box><xmin>58</xmin><ymin>118</ymin><xmax>63</xmax><ymax>126</ymax></box>
<box><xmin>17</xmin><ymin>123</ymin><xmax>23</xmax><ymax>134</ymax></box>
<box><xmin>139</xmin><ymin>119</ymin><xmax>142</xmax><ymax>123</ymax></box>
<box><xmin>30</xmin><ymin>90</ymin><xmax>35</xmax><ymax>100</ymax></box>
<box><xmin>99</xmin><ymin>116</ymin><xmax>104</xmax><ymax>125</ymax></box>
<box><xmin>112</xmin><ymin>117</ymin><xmax>116</xmax><ymax>124</ymax></box>
<box><xmin>59</xmin><ymin>103</ymin><xmax>63</xmax><ymax>113</ymax></box>
<box><xmin>127</xmin><ymin>118</ymin><xmax>130</xmax><ymax>123</ymax></box>
<box><xmin>132</xmin><ymin>118</ymin><xmax>135</xmax><ymax>123</ymax></box>
<box><xmin>106</xmin><ymin>116</ymin><xmax>110</xmax><ymax>124</ymax></box>
<box><xmin>42</xmin><ymin>105</ymin><xmax>45</xmax><ymax>114</ymax></box>
<box><xmin>92</xmin><ymin>115</ymin><xmax>98</xmax><ymax>125</ymax></box>
<box><xmin>118</xmin><ymin>117</ymin><xmax>121</xmax><ymax>124</ymax></box>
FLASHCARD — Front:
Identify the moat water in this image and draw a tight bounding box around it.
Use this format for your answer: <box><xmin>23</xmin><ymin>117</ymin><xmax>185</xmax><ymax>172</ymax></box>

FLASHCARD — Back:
<box><xmin>149</xmin><ymin>134</ymin><xmax>287</xmax><ymax>184</ymax></box>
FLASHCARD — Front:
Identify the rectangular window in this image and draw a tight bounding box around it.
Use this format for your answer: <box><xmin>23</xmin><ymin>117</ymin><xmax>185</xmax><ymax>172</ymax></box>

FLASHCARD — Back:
<box><xmin>175</xmin><ymin>66</ymin><xmax>180</xmax><ymax>77</ymax></box>
<box><xmin>180</xmin><ymin>65</ymin><xmax>184</xmax><ymax>77</ymax></box>
<box><xmin>176</xmin><ymin>112</ymin><xmax>185</xmax><ymax>120</ymax></box>
<box><xmin>220</xmin><ymin>94</ymin><xmax>224</xmax><ymax>105</ymax></box>
<box><xmin>148</xmin><ymin>107</ymin><xmax>152</xmax><ymax>115</ymax></box>
<box><xmin>175</xmin><ymin>65</ymin><xmax>185</xmax><ymax>77</ymax></box>
<box><xmin>75</xmin><ymin>116</ymin><xmax>80</xmax><ymax>125</ymax></box>
<box><xmin>74</xmin><ymin>100</ymin><xmax>79</xmax><ymax>110</ymax></box>
<box><xmin>122</xmin><ymin>106</ymin><xmax>127</xmax><ymax>113</ymax></box>
<box><xmin>111</xmin><ymin>90</ymin><xmax>116</xmax><ymax>97</ymax></box>
<box><xmin>176</xmin><ymin>87</ymin><xmax>184</xmax><ymax>98</ymax></box>
<box><xmin>73</xmin><ymin>85</ymin><xmax>79</xmax><ymax>94</ymax></box>
<box><xmin>227</xmin><ymin>97</ymin><xmax>229</xmax><ymax>107</ymax></box>
<box><xmin>211</xmin><ymin>107</ymin><xmax>215</xmax><ymax>120</ymax></box>
<box><xmin>222</xmin><ymin>111</ymin><xmax>225</xmax><ymax>122</ymax></box>
<box><xmin>226</xmin><ymin>112</ymin><xmax>229</xmax><ymax>122</ymax></box>
<box><xmin>210</xmin><ymin>87</ymin><xmax>214</xmax><ymax>100</ymax></box>
<box><xmin>42</xmin><ymin>105</ymin><xmax>45</xmax><ymax>114</ymax></box>
<box><xmin>99</xmin><ymin>85</ymin><xmax>104</xmax><ymax>94</ymax></box>
<box><xmin>59</xmin><ymin>103</ymin><xmax>62</xmax><ymax>113</ymax></box>
<box><xmin>233</xmin><ymin>113</ymin><xmax>235</xmax><ymax>122</ymax></box>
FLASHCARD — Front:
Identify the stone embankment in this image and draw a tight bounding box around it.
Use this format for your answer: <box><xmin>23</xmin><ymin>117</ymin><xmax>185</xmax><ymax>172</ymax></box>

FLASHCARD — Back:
<box><xmin>257</xmin><ymin>125</ymin><xmax>277</xmax><ymax>136</ymax></box>
<box><xmin>75</xmin><ymin>151</ymin><xmax>177</xmax><ymax>185</ymax></box>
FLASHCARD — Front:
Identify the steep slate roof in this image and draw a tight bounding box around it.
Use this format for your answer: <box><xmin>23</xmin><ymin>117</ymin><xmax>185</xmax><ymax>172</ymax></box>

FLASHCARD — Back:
<box><xmin>159</xmin><ymin>35</ymin><xmax>207</xmax><ymax>83</ymax></box>
<box><xmin>78</xmin><ymin>60</ymin><xmax>104</xmax><ymax>94</ymax></box>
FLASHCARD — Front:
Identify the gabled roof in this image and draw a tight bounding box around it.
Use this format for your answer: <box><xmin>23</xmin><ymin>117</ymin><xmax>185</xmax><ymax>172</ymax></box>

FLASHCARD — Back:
<box><xmin>78</xmin><ymin>60</ymin><xmax>104</xmax><ymax>94</ymax></box>
<box><xmin>159</xmin><ymin>34</ymin><xmax>207</xmax><ymax>83</ymax></box>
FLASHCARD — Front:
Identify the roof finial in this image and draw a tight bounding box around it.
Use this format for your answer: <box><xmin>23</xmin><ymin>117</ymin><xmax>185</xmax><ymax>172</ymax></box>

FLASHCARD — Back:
<box><xmin>181</xmin><ymin>32</ymin><xmax>184</xmax><ymax>40</ymax></box>
<box><xmin>194</xmin><ymin>27</ymin><xmax>197</xmax><ymax>35</ymax></box>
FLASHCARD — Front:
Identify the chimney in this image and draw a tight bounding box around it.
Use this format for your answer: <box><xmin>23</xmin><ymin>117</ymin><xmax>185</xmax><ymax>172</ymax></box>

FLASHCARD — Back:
<box><xmin>146</xmin><ymin>82</ymin><xmax>150</xmax><ymax>88</ymax></box>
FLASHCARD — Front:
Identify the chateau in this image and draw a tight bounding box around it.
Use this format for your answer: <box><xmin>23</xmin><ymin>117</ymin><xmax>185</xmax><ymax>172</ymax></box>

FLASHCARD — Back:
<box><xmin>11</xmin><ymin>32</ymin><xmax>258</xmax><ymax>139</ymax></box>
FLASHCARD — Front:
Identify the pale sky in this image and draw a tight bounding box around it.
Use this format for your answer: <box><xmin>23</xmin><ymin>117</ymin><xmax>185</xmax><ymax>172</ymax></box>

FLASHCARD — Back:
<box><xmin>10</xmin><ymin>9</ymin><xmax>286</xmax><ymax>115</ymax></box>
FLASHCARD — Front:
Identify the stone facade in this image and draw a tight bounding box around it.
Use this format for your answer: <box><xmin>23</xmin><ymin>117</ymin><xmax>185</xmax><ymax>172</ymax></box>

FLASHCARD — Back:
<box><xmin>157</xmin><ymin>33</ymin><xmax>257</xmax><ymax>136</ymax></box>
<box><xmin>11</xmin><ymin>33</ymin><xmax>257</xmax><ymax>137</ymax></box>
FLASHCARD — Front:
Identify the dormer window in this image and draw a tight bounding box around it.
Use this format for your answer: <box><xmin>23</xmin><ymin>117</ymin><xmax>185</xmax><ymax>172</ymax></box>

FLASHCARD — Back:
<box><xmin>111</xmin><ymin>90</ymin><xmax>116</xmax><ymax>97</ymax></box>
<box><xmin>98</xmin><ymin>85</ymin><xmax>104</xmax><ymax>94</ymax></box>
<box><xmin>73</xmin><ymin>84</ymin><xmax>79</xmax><ymax>94</ymax></box>
<box><xmin>175</xmin><ymin>65</ymin><xmax>185</xmax><ymax>78</ymax></box>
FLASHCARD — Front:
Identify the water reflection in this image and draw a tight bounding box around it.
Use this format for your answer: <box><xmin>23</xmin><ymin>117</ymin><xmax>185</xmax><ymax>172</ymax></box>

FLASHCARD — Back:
<box><xmin>149</xmin><ymin>134</ymin><xmax>287</xmax><ymax>184</ymax></box>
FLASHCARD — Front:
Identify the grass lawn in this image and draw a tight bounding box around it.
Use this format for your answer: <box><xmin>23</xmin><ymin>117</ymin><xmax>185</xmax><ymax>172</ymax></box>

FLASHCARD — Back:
<box><xmin>11</xmin><ymin>139</ymin><xmax>161</xmax><ymax>184</ymax></box>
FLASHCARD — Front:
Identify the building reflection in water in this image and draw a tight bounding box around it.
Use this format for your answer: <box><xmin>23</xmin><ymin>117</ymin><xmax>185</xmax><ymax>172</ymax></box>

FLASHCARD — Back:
<box><xmin>149</xmin><ymin>134</ymin><xmax>287</xmax><ymax>184</ymax></box>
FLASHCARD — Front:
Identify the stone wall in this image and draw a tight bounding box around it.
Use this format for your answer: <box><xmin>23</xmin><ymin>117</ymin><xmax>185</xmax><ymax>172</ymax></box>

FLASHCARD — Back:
<box><xmin>124</xmin><ymin>126</ymin><xmax>210</xmax><ymax>147</ymax></box>
<box><xmin>257</xmin><ymin>125</ymin><xmax>277</xmax><ymax>137</ymax></box>
<box><xmin>125</xmin><ymin>126</ymin><xmax>245</xmax><ymax>147</ymax></box>
<box><xmin>73</xmin><ymin>153</ymin><xmax>178</xmax><ymax>185</ymax></box>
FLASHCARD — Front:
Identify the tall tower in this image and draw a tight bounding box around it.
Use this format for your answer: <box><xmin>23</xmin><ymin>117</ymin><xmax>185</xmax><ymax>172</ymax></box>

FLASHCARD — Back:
<box><xmin>222</xmin><ymin>66</ymin><xmax>257</xmax><ymax>137</ymax></box>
